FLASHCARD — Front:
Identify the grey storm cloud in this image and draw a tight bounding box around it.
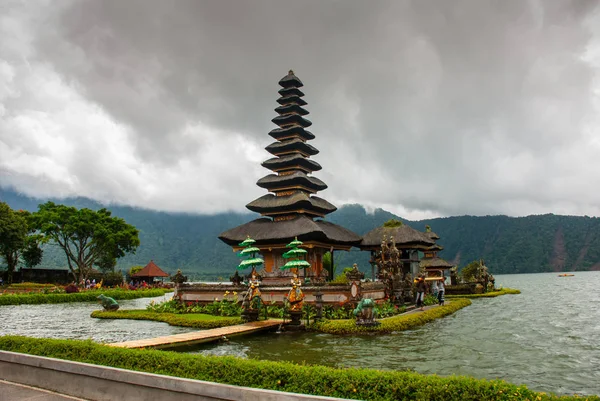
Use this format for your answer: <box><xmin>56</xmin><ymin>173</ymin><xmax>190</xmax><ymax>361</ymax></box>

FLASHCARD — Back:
<box><xmin>1</xmin><ymin>0</ymin><xmax>599</xmax><ymax>219</ymax></box>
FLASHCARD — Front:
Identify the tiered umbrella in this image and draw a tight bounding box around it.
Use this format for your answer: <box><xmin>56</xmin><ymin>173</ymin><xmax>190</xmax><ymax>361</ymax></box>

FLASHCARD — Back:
<box><xmin>237</xmin><ymin>236</ymin><xmax>263</xmax><ymax>273</ymax></box>
<box><xmin>281</xmin><ymin>237</ymin><xmax>311</xmax><ymax>270</ymax></box>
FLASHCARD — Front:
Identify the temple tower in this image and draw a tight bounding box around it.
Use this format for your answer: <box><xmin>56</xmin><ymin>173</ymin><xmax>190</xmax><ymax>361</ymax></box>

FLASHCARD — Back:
<box><xmin>219</xmin><ymin>71</ymin><xmax>360</xmax><ymax>284</ymax></box>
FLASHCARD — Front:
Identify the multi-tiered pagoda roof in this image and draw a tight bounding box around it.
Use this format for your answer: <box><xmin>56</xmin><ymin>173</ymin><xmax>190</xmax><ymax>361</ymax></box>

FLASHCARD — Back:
<box><xmin>219</xmin><ymin>71</ymin><xmax>360</xmax><ymax>248</ymax></box>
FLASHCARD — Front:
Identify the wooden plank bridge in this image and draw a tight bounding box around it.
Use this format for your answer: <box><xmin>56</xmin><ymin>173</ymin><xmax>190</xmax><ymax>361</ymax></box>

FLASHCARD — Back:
<box><xmin>108</xmin><ymin>320</ymin><xmax>284</xmax><ymax>349</ymax></box>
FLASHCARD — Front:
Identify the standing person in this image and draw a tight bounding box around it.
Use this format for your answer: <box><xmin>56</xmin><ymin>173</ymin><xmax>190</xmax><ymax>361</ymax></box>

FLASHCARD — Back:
<box><xmin>415</xmin><ymin>275</ymin><xmax>426</xmax><ymax>311</ymax></box>
<box><xmin>431</xmin><ymin>279</ymin><xmax>439</xmax><ymax>299</ymax></box>
<box><xmin>438</xmin><ymin>277</ymin><xmax>445</xmax><ymax>306</ymax></box>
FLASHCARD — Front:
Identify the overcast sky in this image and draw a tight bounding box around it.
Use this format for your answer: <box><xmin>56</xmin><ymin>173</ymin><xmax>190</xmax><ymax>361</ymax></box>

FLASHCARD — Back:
<box><xmin>1</xmin><ymin>0</ymin><xmax>600</xmax><ymax>220</ymax></box>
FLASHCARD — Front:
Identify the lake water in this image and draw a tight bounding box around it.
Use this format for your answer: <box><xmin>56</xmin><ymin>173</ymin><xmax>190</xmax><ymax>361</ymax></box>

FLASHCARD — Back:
<box><xmin>1</xmin><ymin>272</ymin><xmax>599</xmax><ymax>396</ymax></box>
<box><xmin>0</xmin><ymin>293</ymin><xmax>197</xmax><ymax>343</ymax></box>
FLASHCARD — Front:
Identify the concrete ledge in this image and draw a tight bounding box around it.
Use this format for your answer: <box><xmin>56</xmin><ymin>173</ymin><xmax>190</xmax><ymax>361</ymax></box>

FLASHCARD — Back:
<box><xmin>0</xmin><ymin>350</ymin><xmax>352</xmax><ymax>401</ymax></box>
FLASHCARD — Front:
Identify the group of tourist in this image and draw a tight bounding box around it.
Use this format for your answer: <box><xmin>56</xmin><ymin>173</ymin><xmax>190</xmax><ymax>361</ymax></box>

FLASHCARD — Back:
<box><xmin>414</xmin><ymin>275</ymin><xmax>445</xmax><ymax>311</ymax></box>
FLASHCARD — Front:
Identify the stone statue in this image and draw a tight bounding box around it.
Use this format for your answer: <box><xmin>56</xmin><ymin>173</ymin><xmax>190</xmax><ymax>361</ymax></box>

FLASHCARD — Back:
<box><xmin>247</xmin><ymin>274</ymin><xmax>262</xmax><ymax>310</ymax></box>
<box><xmin>287</xmin><ymin>273</ymin><xmax>305</xmax><ymax>311</ymax></box>
<box><xmin>97</xmin><ymin>294</ymin><xmax>119</xmax><ymax>311</ymax></box>
<box><xmin>353</xmin><ymin>298</ymin><xmax>379</xmax><ymax>326</ymax></box>
<box><xmin>230</xmin><ymin>271</ymin><xmax>242</xmax><ymax>285</ymax></box>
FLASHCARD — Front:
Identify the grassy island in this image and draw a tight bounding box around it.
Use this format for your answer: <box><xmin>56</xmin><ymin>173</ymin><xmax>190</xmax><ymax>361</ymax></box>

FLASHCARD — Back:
<box><xmin>311</xmin><ymin>298</ymin><xmax>472</xmax><ymax>334</ymax></box>
<box><xmin>0</xmin><ymin>335</ymin><xmax>595</xmax><ymax>401</ymax></box>
<box><xmin>91</xmin><ymin>310</ymin><xmax>242</xmax><ymax>329</ymax></box>
<box><xmin>0</xmin><ymin>288</ymin><xmax>173</xmax><ymax>306</ymax></box>
<box><xmin>445</xmin><ymin>288</ymin><xmax>521</xmax><ymax>299</ymax></box>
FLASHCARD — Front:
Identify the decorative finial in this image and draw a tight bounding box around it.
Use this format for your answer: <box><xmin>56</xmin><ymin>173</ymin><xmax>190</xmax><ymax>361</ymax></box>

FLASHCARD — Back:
<box><xmin>289</xmin><ymin>69</ymin><xmax>294</xmax><ymax>75</ymax></box>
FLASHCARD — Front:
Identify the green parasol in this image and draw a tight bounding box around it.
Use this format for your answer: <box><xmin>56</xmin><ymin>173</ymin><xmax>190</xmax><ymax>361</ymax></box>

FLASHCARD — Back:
<box><xmin>286</xmin><ymin>237</ymin><xmax>303</xmax><ymax>248</ymax></box>
<box><xmin>238</xmin><ymin>246</ymin><xmax>261</xmax><ymax>256</ymax></box>
<box><xmin>282</xmin><ymin>248</ymin><xmax>307</xmax><ymax>258</ymax></box>
<box><xmin>280</xmin><ymin>237</ymin><xmax>310</xmax><ymax>271</ymax></box>
<box><xmin>281</xmin><ymin>259</ymin><xmax>311</xmax><ymax>270</ymax></box>
<box><xmin>239</xmin><ymin>236</ymin><xmax>256</xmax><ymax>247</ymax></box>
<box><xmin>237</xmin><ymin>236</ymin><xmax>263</xmax><ymax>271</ymax></box>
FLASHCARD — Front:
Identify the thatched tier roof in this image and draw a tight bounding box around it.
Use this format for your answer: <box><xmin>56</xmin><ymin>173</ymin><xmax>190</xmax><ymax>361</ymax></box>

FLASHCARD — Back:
<box><xmin>269</xmin><ymin>126</ymin><xmax>315</xmax><ymax>141</ymax></box>
<box><xmin>262</xmin><ymin>154</ymin><xmax>322</xmax><ymax>172</ymax></box>
<box><xmin>257</xmin><ymin>172</ymin><xmax>327</xmax><ymax>192</ymax></box>
<box><xmin>278</xmin><ymin>71</ymin><xmax>304</xmax><ymax>88</ymax></box>
<box><xmin>219</xmin><ymin>215</ymin><xmax>361</xmax><ymax>247</ymax></box>
<box><xmin>275</xmin><ymin>104</ymin><xmax>309</xmax><ymax>116</ymax></box>
<box><xmin>420</xmin><ymin>257</ymin><xmax>454</xmax><ymax>270</ymax></box>
<box><xmin>425</xmin><ymin>231</ymin><xmax>440</xmax><ymax>240</ymax></box>
<box><xmin>246</xmin><ymin>193</ymin><xmax>336</xmax><ymax>216</ymax></box>
<box><xmin>278</xmin><ymin>87</ymin><xmax>304</xmax><ymax>97</ymax></box>
<box><xmin>277</xmin><ymin>95</ymin><xmax>307</xmax><ymax>106</ymax></box>
<box><xmin>359</xmin><ymin>225</ymin><xmax>435</xmax><ymax>250</ymax></box>
<box><xmin>272</xmin><ymin>113</ymin><xmax>312</xmax><ymax>128</ymax></box>
<box><xmin>265</xmin><ymin>139</ymin><xmax>318</xmax><ymax>157</ymax></box>
<box><xmin>427</xmin><ymin>244</ymin><xmax>444</xmax><ymax>251</ymax></box>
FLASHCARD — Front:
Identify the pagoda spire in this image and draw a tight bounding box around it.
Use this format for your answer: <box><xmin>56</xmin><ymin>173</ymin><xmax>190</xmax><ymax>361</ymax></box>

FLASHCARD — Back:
<box><xmin>246</xmin><ymin>70</ymin><xmax>336</xmax><ymax>221</ymax></box>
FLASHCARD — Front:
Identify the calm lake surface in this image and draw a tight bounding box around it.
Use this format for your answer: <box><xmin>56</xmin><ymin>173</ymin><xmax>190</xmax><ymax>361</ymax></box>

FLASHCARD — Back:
<box><xmin>1</xmin><ymin>272</ymin><xmax>599</xmax><ymax>395</ymax></box>
<box><xmin>0</xmin><ymin>293</ymin><xmax>197</xmax><ymax>343</ymax></box>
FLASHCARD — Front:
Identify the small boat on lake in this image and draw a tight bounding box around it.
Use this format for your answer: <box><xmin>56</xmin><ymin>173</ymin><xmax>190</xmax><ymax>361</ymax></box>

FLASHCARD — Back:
<box><xmin>558</xmin><ymin>273</ymin><xmax>575</xmax><ymax>277</ymax></box>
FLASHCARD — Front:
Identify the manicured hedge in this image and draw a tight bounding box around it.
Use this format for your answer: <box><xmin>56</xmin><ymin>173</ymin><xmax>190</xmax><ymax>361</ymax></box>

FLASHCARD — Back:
<box><xmin>0</xmin><ymin>289</ymin><xmax>172</xmax><ymax>306</ymax></box>
<box><xmin>446</xmin><ymin>288</ymin><xmax>521</xmax><ymax>299</ymax></box>
<box><xmin>311</xmin><ymin>299</ymin><xmax>472</xmax><ymax>334</ymax></box>
<box><xmin>0</xmin><ymin>336</ymin><xmax>594</xmax><ymax>401</ymax></box>
<box><xmin>91</xmin><ymin>310</ymin><xmax>242</xmax><ymax>329</ymax></box>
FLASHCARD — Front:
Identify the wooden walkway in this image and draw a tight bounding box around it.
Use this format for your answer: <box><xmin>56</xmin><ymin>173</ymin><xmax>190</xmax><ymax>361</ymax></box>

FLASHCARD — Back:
<box><xmin>107</xmin><ymin>320</ymin><xmax>283</xmax><ymax>349</ymax></box>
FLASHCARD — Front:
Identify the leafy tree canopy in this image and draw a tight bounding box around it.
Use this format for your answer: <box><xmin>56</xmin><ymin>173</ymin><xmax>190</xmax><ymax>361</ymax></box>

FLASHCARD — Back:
<box><xmin>383</xmin><ymin>219</ymin><xmax>403</xmax><ymax>228</ymax></box>
<box><xmin>0</xmin><ymin>202</ymin><xmax>43</xmax><ymax>283</ymax></box>
<box><xmin>31</xmin><ymin>202</ymin><xmax>140</xmax><ymax>283</ymax></box>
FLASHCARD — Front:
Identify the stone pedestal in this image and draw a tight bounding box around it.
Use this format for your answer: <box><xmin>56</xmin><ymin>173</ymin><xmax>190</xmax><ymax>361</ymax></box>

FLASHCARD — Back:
<box><xmin>288</xmin><ymin>310</ymin><xmax>303</xmax><ymax>326</ymax></box>
<box><xmin>241</xmin><ymin>309</ymin><xmax>259</xmax><ymax>322</ymax></box>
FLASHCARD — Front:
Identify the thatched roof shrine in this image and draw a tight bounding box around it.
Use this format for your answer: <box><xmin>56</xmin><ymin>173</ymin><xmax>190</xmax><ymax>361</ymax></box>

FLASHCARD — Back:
<box><xmin>359</xmin><ymin>224</ymin><xmax>434</xmax><ymax>251</ymax></box>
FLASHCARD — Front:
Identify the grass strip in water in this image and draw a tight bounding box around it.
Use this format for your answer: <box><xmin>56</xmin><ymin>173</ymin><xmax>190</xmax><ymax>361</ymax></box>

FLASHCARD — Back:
<box><xmin>0</xmin><ymin>289</ymin><xmax>173</xmax><ymax>306</ymax></box>
<box><xmin>91</xmin><ymin>309</ymin><xmax>242</xmax><ymax>329</ymax></box>
<box><xmin>310</xmin><ymin>298</ymin><xmax>472</xmax><ymax>334</ymax></box>
<box><xmin>446</xmin><ymin>288</ymin><xmax>521</xmax><ymax>299</ymax></box>
<box><xmin>0</xmin><ymin>335</ymin><xmax>595</xmax><ymax>401</ymax></box>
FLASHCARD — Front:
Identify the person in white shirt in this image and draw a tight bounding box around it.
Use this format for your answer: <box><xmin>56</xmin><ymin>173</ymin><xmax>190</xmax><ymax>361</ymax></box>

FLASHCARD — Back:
<box><xmin>437</xmin><ymin>278</ymin><xmax>445</xmax><ymax>305</ymax></box>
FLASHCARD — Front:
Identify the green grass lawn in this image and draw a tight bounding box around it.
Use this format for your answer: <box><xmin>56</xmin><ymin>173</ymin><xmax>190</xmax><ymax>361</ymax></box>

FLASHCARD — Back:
<box><xmin>91</xmin><ymin>309</ymin><xmax>242</xmax><ymax>329</ymax></box>
<box><xmin>445</xmin><ymin>288</ymin><xmax>521</xmax><ymax>299</ymax></box>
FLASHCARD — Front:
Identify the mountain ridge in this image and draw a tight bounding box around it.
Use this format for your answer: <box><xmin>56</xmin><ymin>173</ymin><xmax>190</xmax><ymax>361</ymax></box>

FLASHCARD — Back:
<box><xmin>2</xmin><ymin>187</ymin><xmax>599</xmax><ymax>278</ymax></box>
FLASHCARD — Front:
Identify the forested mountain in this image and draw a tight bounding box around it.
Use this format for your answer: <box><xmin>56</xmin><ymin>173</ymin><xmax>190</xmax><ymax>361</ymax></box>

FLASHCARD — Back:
<box><xmin>2</xmin><ymin>188</ymin><xmax>600</xmax><ymax>279</ymax></box>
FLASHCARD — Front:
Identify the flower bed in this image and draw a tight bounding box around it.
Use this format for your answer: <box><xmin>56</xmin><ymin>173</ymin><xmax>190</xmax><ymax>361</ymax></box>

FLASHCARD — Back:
<box><xmin>0</xmin><ymin>335</ymin><xmax>593</xmax><ymax>401</ymax></box>
<box><xmin>311</xmin><ymin>298</ymin><xmax>472</xmax><ymax>334</ymax></box>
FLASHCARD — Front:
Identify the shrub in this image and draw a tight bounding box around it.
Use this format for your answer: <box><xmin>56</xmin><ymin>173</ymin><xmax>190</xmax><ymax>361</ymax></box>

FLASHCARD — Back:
<box><xmin>91</xmin><ymin>310</ymin><xmax>242</xmax><ymax>329</ymax></box>
<box><xmin>0</xmin><ymin>335</ymin><xmax>592</xmax><ymax>401</ymax></box>
<box><xmin>446</xmin><ymin>288</ymin><xmax>520</xmax><ymax>299</ymax></box>
<box><xmin>64</xmin><ymin>284</ymin><xmax>79</xmax><ymax>294</ymax></box>
<box><xmin>0</xmin><ymin>288</ymin><xmax>172</xmax><ymax>306</ymax></box>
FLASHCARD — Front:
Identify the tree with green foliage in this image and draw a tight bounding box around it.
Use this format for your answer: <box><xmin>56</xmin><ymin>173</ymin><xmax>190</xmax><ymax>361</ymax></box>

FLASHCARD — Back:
<box><xmin>461</xmin><ymin>260</ymin><xmax>480</xmax><ymax>282</ymax></box>
<box><xmin>0</xmin><ymin>202</ymin><xmax>43</xmax><ymax>284</ymax></box>
<box><xmin>31</xmin><ymin>202</ymin><xmax>140</xmax><ymax>283</ymax></box>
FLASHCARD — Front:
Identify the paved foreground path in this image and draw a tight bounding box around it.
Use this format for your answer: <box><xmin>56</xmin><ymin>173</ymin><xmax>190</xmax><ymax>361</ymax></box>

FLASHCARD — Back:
<box><xmin>108</xmin><ymin>319</ymin><xmax>283</xmax><ymax>349</ymax></box>
<box><xmin>0</xmin><ymin>380</ymin><xmax>88</xmax><ymax>401</ymax></box>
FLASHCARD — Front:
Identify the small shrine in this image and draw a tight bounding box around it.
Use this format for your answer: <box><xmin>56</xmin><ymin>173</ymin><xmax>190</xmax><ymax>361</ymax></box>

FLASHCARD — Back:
<box><xmin>419</xmin><ymin>226</ymin><xmax>454</xmax><ymax>280</ymax></box>
<box><xmin>132</xmin><ymin>260</ymin><xmax>170</xmax><ymax>283</ymax></box>
<box><xmin>359</xmin><ymin>220</ymin><xmax>434</xmax><ymax>278</ymax></box>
